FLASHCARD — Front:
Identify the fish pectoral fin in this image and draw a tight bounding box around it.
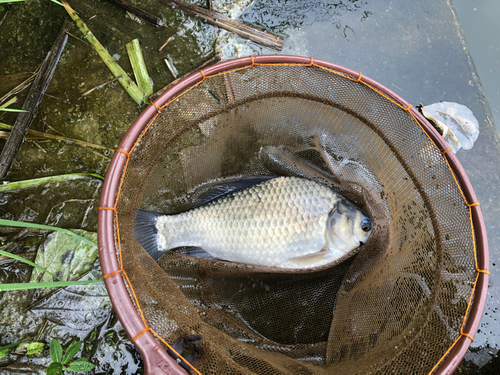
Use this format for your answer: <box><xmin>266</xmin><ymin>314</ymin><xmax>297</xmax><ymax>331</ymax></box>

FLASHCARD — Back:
<box><xmin>287</xmin><ymin>248</ymin><xmax>330</xmax><ymax>266</ymax></box>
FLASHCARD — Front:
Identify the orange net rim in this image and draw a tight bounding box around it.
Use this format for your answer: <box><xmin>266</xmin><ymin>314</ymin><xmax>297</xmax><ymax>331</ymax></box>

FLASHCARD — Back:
<box><xmin>96</xmin><ymin>54</ymin><xmax>489</xmax><ymax>375</ymax></box>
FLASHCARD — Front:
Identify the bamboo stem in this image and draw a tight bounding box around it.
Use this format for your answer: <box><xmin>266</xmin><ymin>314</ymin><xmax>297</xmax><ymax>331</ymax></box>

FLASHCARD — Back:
<box><xmin>61</xmin><ymin>0</ymin><xmax>145</xmax><ymax>105</ymax></box>
<box><xmin>126</xmin><ymin>39</ymin><xmax>153</xmax><ymax>101</ymax></box>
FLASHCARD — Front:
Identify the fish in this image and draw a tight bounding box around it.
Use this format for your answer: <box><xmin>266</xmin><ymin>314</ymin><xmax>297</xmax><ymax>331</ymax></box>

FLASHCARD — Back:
<box><xmin>133</xmin><ymin>176</ymin><xmax>372</xmax><ymax>269</ymax></box>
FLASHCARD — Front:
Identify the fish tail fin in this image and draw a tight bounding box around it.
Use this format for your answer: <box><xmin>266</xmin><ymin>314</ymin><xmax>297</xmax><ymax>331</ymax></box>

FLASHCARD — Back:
<box><xmin>133</xmin><ymin>209</ymin><xmax>167</xmax><ymax>261</ymax></box>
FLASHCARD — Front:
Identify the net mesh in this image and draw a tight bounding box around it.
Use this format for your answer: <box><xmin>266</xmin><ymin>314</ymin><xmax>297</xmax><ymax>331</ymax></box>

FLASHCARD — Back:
<box><xmin>111</xmin><ymin>63</ymin><xmax>480</xmax><ymax>373</ymax></box>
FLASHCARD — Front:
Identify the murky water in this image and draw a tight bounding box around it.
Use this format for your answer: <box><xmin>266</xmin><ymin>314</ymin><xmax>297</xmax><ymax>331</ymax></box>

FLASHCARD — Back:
<box><xmin>0</xmin><ymin>0</ymin><xmax>498</xmax><ymax>372</ymax></box>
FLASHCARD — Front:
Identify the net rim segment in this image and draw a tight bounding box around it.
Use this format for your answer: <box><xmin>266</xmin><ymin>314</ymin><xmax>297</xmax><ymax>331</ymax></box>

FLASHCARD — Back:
<box><xmin>97</xmin><ymin>54</ymin><xmax>489</xmax><ymax>375</ymax></box>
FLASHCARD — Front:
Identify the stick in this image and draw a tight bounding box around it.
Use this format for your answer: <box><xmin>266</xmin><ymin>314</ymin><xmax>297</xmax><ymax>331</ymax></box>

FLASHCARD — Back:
<box><xmin>0</xmin><ymin>20</ymin><xmax>71</xmax><ymax>179</ymax></box>
<box><xmin>164</xmin><ymin>58</ymin><xmax>178</xmax><ymax>78</ymax></box>
<box><xmin>78</xmin><ymin>75</ymin><xmax>122</xmax><ymax>99</ymax></box>
<box><xmin>158</xmin><ymin>35</ymin><xmax>173</xmax><ymax>51</ymax></box>
<box><xmin>106</xmin><ymin>0</ymin><xmax>164</xmax><ymax>26</ymax></box>
<box><xmin>150</xmin><ymin>53</ymin><xmax>221</xmax><ymax>101</ymax></box>
<box><xmin>0</xmin><ymin>122</ymin><xmax>114</xmax><ymax>151</ymax></box>
<box><xmin>158</xmin><ymin>0</ymin><xmax>283</xmax><ymax>50</ymax></box>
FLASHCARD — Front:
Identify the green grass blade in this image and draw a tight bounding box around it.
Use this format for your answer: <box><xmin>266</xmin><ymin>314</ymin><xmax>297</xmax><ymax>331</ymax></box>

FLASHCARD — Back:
<box><xmin>61</xmin><ymin>0</ymin><xmax>145</xmax><ymax>104</ymax></box>
<box><xmin>0</xmin><ymin>250</ymin><xmax>62</xmax><ymax>281</ymax></box>
<box><xmin>0</xmin><ymin>108</ymin><xmax>27</xmax><ymax>112</ymax></box>
<box><xmin>0</xmin><ymin>96</ymin><xmax>18</xmax><ymax>109</ymax></box>
<box><xmin>50</xmin><ymin>0</ymin><xmax>72</xmax><ymax>9</ymax></box>
<box><xmin>0</xmin><ymin>219</ymin><xmax>97</xmax><ymax>247</ymax></box>
<box><xmin>126</xmin><ymin>39</ymin><xmax>152</xmax><ymax>103</ymax></box>
<box><xmin>0</xmin><ymin>0</ymin><xmax>26</xmax><ymax>3</ymax></box>
<box><xmin>0</xmin><ymin>173</ymin><xmax>104</xmax><ymax>192</ymax></box>
<box><xmin>0</xmin><ymin>279</ymin><xmax>102</xmax><ymax>291</ymax></box>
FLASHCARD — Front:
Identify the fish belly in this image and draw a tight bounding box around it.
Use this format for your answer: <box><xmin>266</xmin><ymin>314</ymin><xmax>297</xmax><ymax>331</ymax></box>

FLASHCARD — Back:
<box><xmin>155</xmin><ymin>177</ymin><xmax>338</xmax><ymax>268</ymax></box>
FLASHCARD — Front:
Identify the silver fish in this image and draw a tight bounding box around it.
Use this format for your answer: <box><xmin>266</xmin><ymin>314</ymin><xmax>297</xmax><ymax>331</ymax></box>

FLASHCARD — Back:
<box><xmin>133</xmin><ymin>176</ymin><xmax>372</xmax><ymax>269</ymax></box>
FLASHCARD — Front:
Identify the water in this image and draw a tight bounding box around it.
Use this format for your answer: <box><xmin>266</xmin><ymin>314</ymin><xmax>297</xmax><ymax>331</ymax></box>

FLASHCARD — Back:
<box><xmin>454</xmin><ymin>0</ymin><xmax>500</xmax><ymax>132</ymax></box>
<box><xmin>1</xmin><ymin>0</ymin><xmax>499</xmax><ymax>372</ymax></box>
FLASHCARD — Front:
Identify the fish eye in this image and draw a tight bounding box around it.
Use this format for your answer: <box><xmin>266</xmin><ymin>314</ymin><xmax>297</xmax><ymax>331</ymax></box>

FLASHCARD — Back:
<box><xmin>361</xmin><ymin>218</ymin><xmax>372</xmax><ymax>232</ymax></box>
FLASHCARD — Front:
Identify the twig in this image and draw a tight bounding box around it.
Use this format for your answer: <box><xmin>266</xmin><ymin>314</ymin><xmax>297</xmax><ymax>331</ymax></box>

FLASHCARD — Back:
<box><xmin>158</xmin><ymin>0</ymin><xmax>283</xmax><ymax>50</ymax></box>
<box><xmin>164</xmin><ymin>58</ymin><xmax>177</xmax><ymax>78</ymax></box>
<box><xmin>158</xmin><ymin>35</ymin><xmax>173</xmax><ymax>51</ymax></box>
<box><xmin>29</xmin><ymin>140</ymin><xmax>47</xmax><ymax>153</ymax></box>
<box><xmin>0</xmin><ymin>70</ymin><xmax>39</xmax><ymax>106</ymax></box>
<box><xmin>79</xmin><ymin>75</ymin><xmax>122</xmax><ymax>99</ymax></box>
<box><xmin>106</xmin><ymin>0</ymin><xmax>164</xmax><ymax>26</ymax></box>
<box><xmin>0</xmin><ymin>20</ymin><xmax>71</xmax><ymax>179</ymax></box>
<box><xmin>150</xmin><ymin>53</ymin><xmax>221</xmax><ymax>100</ymax></box>
<box><xmin>64</xmin><ymin>30</ymin><xmax>93</xmax><ymax>49</ymax></box>
<box><xmin>0</xmin><ymin>123</ymin><xmax>114</xmax><ymax>151</ymax></box>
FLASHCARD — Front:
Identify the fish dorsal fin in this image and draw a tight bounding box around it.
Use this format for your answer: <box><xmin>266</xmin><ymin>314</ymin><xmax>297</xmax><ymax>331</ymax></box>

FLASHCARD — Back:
<box><xmin>194</xmin><ymin>176</ymin><xmax>278</xmax><ymax>207</ymax></box>
<box><xmin>287</xmin><ymin>248</ymin><xmax>330</xmax><ymax>266</ymax></box>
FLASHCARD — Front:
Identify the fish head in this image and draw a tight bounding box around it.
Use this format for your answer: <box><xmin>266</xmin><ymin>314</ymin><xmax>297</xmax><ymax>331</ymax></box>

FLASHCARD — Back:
<box><xmin>326</xmin><ymin>200</ymin><xmax>372</xmax><ymax>254</ymax></box>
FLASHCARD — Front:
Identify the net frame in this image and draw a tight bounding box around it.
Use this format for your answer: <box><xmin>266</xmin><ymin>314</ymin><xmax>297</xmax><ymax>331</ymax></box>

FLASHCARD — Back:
<box><xmin>97</xmin><ymin>55</ymin><xmax>489</xmax><ymax>375</ymax></box>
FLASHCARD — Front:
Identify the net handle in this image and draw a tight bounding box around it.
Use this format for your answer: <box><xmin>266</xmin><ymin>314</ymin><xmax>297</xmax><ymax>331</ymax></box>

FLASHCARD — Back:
<box><xmin>98</xmin><ymin>54</ymin><xmax>489</xmax><ymax>375</ymax></box>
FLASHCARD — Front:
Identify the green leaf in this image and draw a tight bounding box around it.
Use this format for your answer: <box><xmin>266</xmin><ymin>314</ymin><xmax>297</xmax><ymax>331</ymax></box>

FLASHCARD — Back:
<box><xmin>49</xmin><ymin>339</ymin><xmax>63</xmax><ymax>363</ymax></box>
<box><xmin>0</xmin><ymin>96</ymin><xmax>18</xmax><ymax>109</ymax></box>
<box><xmin>26</xmin><ymin>342</ymin><xmax>45</xmax><ymax>355</ymax></box>
<box><xmin>0</xmin><ymin>173</ymin><xmax>104</xmax><ymax>192</ymax></box>
<box><xmin>29</xmin><ymin>230</ymin><xmax>99</xmax><ymax>290</ymax></box>
<box><xmin>47</xmin><ymin>362</ymin><xmax>63</xmax><ymax>375</ymax></box>
<box><xmin>0</xmin><ymin>249</ymin><xmax>62</xmax><ymax>281</ymax></box>
<box><xmin>0</xmin><ymin>219</ymin><xmax>97</xmax><ymax>247</ymax></box>
<box><xmin>62</xmin><ymin>340</ymin><xmax>82</xmax><ymax>364</ymax></box>
<box><xmin>0</xmin><ymin>347</ymin><xmax>11</xmax><ymax>359</ymax></box>
<box><xmin>66</xmin><ymin>358</ymin><xmax>96</xmax><ymax>372</ymax></box>
<box><xmin>0</xmin><ymin>279</ymin><xmax>102</xmax><ymax>292</ymax></box>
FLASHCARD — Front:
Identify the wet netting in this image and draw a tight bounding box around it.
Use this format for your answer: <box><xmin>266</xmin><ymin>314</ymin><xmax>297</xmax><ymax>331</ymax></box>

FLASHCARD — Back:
<box><xmin>98</xmin><ymin>55</ymin><xmax>489</xmax><ymax>374</ymax></box>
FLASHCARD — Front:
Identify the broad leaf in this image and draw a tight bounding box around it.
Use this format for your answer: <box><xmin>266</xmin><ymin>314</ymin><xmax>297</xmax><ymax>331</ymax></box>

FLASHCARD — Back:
<box><xmin>62</xmin><ymin>340</ymin><xmax>82</xmax><ymax>364</ymax></box>
<box><xmin>29</xmin><ymin>230</ymin><xmax>98</xmax><ymax>297</ymax></box>
<box><xmin>26</xmin><ymin>342</ymin><xmax>45</xmax><ymax>355</ymax></box>
<box><xmin>47</xmin><ymin>361</ymin><xmax>63</xmax><ymax>375</ymax></box>
<box><xmin>66</xmin><ymin>358</ymin><xmax>96</xmax><ymax>372</ymax></box>
<box><xmin>49</xmin><ymin>339</ymin><xmax>62</xmax><ymax>363</ymax></box>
